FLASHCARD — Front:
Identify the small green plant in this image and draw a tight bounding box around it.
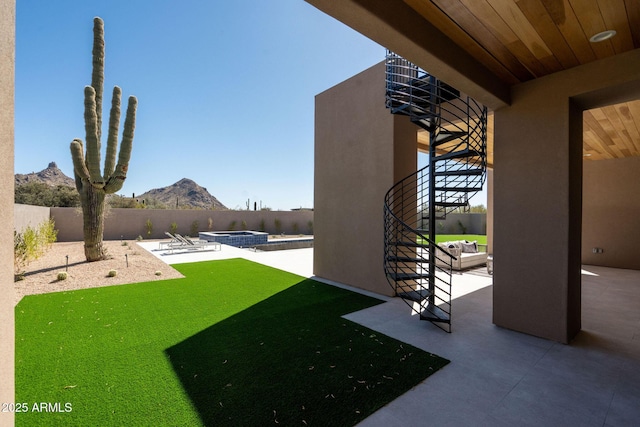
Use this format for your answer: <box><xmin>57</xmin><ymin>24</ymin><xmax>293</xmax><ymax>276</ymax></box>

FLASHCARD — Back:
<box><xmin>14</xmin><ymin>219</ymin><xmax>58</xmax><ymax>279</ymax></box>
<box><xmin>136</xmin><ymin>235</ymin><xmax>143</xmax><ymax>241</ymax></box>
<box><xmin>190</xmin><ymin>220</ymin><xmax>199</xmax><ymax>237</ymax></box>
<box><xmin>154</xmin><ymin>271</ymin><xmax>162</xmax><ymax>276</ymax></box>
<box><xmin>457</xmin><ymin>220</ymin><xmax>467</xmax><ymax>234</ymax></box>
<box><xmin>292</xmin><ymin>222</ymin><xmax>299</xmax><ymax>234</ymax></box>
<box><xmin>121</xmin><ymin>241</ymin><xmax>129</xmax><ymax>246</ymax></box>
<box><xmin>228</xmin><ymin>220</ymin><xmax>237</xmax><ymax>231</ymax></box>
<box><xmin>241</xmin><ymin>220</ymin><xmax>247</xmax><ymax>230</ymax></box>
<box><xmin>207</xmin><ymin>217</ymin><xmax>213</xmax><ymax>231</ymax></box>
<box><xmin>307</xmin><ymin>220</ymin><xmax>313</xmax><ymax>234</ymax></box>
<box><xmin>57</xmin><ymin>272</ymin><xmax>68</xmax><ymax>281</ymax></box>
<box><xmin>145</xmin><ymin>218</ymin><xmax>153</xmax><ymax>237</ymax></box>
<box><xmin>274</xmin><ymin>218</ymin><xmax>282</xmax><ymax>235</ymax></box>
<box><xmin>169</xmin><ymin>222</ymin><xmax>178</xmax><ymax>235</ymax></box>
<box><xmin>259</xmin><ymin>219</ymin><xmax>265</xmax><ymax>232</ymax></box>
<box><xmin>107</xmin><ymin>269</ymin><xmax>118</xmax><ymax>277</ymax></box>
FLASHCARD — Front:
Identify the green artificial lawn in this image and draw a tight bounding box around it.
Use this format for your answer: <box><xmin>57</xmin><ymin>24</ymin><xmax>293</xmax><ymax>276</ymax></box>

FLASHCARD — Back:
<box><xmin>16</xmin><ymin>258</ymin><xmax>449</xmax><ymax>426</ymax></box>
<box><xmin>436</xmin><ymin>234</ymin><xmax>487</xmax><ymax>245</ymax></box>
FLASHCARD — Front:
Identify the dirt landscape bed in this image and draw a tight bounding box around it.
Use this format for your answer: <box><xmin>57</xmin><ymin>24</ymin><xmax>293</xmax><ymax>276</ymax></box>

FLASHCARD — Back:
<box><xmin>14</xmin><ymin>240</ymin><xmax>184</xmax><ymax>305</ymax></box>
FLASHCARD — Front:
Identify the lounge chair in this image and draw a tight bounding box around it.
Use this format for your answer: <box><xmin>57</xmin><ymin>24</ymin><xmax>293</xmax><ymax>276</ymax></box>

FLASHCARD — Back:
<box><xmin>166</xmin><ymin>234</ymin><xmax>221</xmax><ymax>253</ymax></box>
<box><xmin>159</xmin><ymin>232</ymin><xmax>183</xmax><ymax>250</ymax></box>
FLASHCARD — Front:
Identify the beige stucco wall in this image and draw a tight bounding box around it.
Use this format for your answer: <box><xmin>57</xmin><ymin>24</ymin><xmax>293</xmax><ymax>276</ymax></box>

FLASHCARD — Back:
<box><xmin>493</xmin><ymin>50</ymin><xmax>640</xmax><ymax>343</ymax></box>
<box><xmin>486</xmin><ymin>168</ymin><xmax>494</xmax><ymax>254</ymax></box>
<box><xmin>14</xmin><ymin>203</ymin><xmax>51</xmax><ymax>233</ymax></box>
<box><xmin>0</xmin><ymin>0</ymin><xmax>15</xmax><ymax>424</ymax></box>
<box><xmin>582</xmin><ymin>156</ymin><xmax>640</xmax><ymax>270</ymax></box>
<box><xmin>314</xmin><ymin>62</ymin><xmax>416</xmax><ymax>296</ymax></box>
<box><xmin>50</xmin><ymin>207</ymin><xmax>313</xmax><ymax>241</ymax></box>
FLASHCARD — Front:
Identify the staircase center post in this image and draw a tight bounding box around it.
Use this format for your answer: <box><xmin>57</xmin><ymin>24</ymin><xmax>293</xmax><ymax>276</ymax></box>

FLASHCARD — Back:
<box><xmin>428</xmin><ymin>74</ymin><xmax>438</xmax><ymax>304</ymax></box>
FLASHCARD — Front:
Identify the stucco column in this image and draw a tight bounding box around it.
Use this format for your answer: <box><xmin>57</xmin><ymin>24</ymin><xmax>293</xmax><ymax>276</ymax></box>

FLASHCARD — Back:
<box><xmin>493</xmin><ymin>50</ymin><xmax>640</xmax><ymax>343</ymax></box>
<box><xmin>486</xmin><ymin>168</ymin><xmax>493</xmax><ymax>255</ymax></box>
<box><xmin>314</xmin><ymin>62</ymin><xmax>416</xmax><ymax>296</ymax></box>
<box><xmin>0</xmin><ymin>0</ymin><xmax>15</xmax><ymax>424</ymax></box>
<box><xmin>493</xmin><ymin>86</ymin><xmax>582</xmax><ymax>343</ymax></box>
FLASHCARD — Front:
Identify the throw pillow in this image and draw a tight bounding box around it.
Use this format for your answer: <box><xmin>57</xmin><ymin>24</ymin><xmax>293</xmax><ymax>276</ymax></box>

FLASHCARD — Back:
<box><xmin>461</xmin><ymin>240</ymin><xmax>478</xmax><ymax>253</ymax></box>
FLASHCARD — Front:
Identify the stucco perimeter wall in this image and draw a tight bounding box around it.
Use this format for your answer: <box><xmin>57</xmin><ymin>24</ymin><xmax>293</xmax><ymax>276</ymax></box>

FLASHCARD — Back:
<box><xmin>50</xmin><ymin>208</ymin><xmax>313</xmax><ymax>242</ymax></box>
<box><xmin>0</xmin><ymin>0</ymin><xmax>15</xmax><ymax>424</ymax></box>
<box><xmin>437</xmin><ymin>213</ymin><xmax>486</xmax><ymax>236</ymax></box>
<box><xmin>314</xmin><ymin>62</ymin><xmax>416</xmax><ymax>296</ymax></box>
<box><xmin>582</xmin><ymin>157</ymin><xmax>640</xmax><ymax>270</ymax></box>
<box><xmin>14</xmin><ymin>203</ymin><xmax>51</xmax><ymax>232</ymax></box>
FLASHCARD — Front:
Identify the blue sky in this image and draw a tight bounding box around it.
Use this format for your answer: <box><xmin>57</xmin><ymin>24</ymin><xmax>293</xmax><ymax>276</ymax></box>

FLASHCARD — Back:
<box><xmin>16</xmin><ymin>0</ymin><xmax>487</xmax><ymax>211</ymax></box>
<box><xmin>15</xmin><ymin>0</ymin><xmax>386</xmax><ymax>210</ymax></box>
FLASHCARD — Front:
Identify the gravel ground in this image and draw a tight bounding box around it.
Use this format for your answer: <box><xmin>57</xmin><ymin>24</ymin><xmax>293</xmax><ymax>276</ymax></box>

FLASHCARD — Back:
<box><xmin>14</xmin><ymin>240</ymin><xmax>184</xmax><ymax>305</ymax></box>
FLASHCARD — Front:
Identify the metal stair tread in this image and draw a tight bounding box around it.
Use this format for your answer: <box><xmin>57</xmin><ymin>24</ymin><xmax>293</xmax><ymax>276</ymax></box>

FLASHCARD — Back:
<box><xmin>434</xmin><ymin>149</ymin><xmax>482</xmax><ymax>162</ymax></box>
<box><xmin>387</xmin><ymin>272</ymin><xmax>429</xmax><ymax>281</ymax></box>
<box><xmin>434</xmin><ymin>168</ymin><xmax>483</xmax><ymax>177</ymax></box>
<box><xmin>434</xmin><ymin>186</ymin><xmax>480</xmax><ymax>192</ymax></box>
<box><xmin>396</xmin><ymin>288</ymin><xmax>432</xmax><ymax>302</ymax></box>
<box><xmin>392</xmin><ymin>240</ymin><xmax>425</xmax><ymax>248</ymax></box>
<box><xmin>434</xmin><ymin>201</ymin><xmax>468</xmax><ymax>207</ymax></box>
<box><xmin>387</xmin><ymin>255</ymin><xmax>425</xmax><ymax>263</ymax></box>
<box><xmin>433</xmin><ymin>131</ymin><xmax>467</xmax><ymax>147</ymax></box>
<box><xmin>420</xmin><ymin>303</ymin><xmax>450</xmax><ymax>323</ymax></box>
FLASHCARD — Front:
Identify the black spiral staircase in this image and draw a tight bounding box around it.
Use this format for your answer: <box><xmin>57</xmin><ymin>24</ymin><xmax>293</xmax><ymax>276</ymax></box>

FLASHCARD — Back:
<box><xmin>383</xmin><ymin>51</ymin><xmax>488</xmax><ymax>332</ymax></box>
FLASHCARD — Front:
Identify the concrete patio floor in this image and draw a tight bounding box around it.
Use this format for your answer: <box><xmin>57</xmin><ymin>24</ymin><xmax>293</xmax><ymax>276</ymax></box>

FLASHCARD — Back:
<box><xmin>139</xmin><ymin>242</ymin><xmax>640</xmax><ymax>426</ymax></box>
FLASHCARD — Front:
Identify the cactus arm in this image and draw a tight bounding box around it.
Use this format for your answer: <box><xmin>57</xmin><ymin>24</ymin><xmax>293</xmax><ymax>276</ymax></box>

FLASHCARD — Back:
<box><xmin>104</xmin><ymin>95</ymin><xmax>136</xmax><ymax>194</ymax></box>
<box><xmin>103</xmin><ymin>86</ymin><xmax>121</xmax><ymax>179</ymax></box>
<box><xmin>92</xmin><ymin>17</ymin><xmax>104</xmax><ymax>141</ymax></box>
<box><xmin>83</xmin><ymin>86</ymin><xmax>104</xmax><ymax>187</ymax></box>
<box><xmin>70</xmin><ymin>139</ymin><xmax>90</xmax><ymax>190</ymax></box>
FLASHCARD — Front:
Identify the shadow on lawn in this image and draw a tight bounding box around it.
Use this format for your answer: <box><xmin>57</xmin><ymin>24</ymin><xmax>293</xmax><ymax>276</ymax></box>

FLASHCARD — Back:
<box><xmin>165</xmin><ymin>279</ymin><xmax>449</xmax><ymax>427</ymax></box>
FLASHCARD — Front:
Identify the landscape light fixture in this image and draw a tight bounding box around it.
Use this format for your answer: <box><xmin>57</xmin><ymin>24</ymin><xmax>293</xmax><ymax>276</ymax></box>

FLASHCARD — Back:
<box><xmin>589</xmin><ymin>30</ymin><xmax>617</xmax><ymax>43</ymax></box>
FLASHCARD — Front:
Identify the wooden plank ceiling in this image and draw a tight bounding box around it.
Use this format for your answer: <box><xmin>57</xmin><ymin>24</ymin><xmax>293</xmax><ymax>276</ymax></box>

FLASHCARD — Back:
<box><xmin>405</xmin><ymin>0</ymin><xmax>640</xmax><ymax>161</ymax></box>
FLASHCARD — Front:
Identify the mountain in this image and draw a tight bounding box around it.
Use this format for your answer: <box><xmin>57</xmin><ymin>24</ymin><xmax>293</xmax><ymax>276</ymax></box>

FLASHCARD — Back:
<box><xmin>137</xmin><ymin>178</ymin><xmax>227</xmax><ymax>210</ymax></box>
<box><xmin>15</xmin><ymin>164</ymin><xmax>228</xmax><ymax>210</ymax></box>
<box><xmin>15</xmin><ymin>162</ymin><xmax>75</xmax><ymax>188</ymax></box>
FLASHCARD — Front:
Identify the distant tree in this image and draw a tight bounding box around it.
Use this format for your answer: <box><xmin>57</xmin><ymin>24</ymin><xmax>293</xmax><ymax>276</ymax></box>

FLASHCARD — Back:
<box><xmin>470</xmin><ymin>204</ymin><xmax>487</xmax><ymax>213</ymax></box>
<box><xmin>143</xmin><ymin>198</ymin><xmax>167</xmax><ymax>209</ymax></box>
<box><xmin>15</xmin><ymin>182</ymin><xmax>80</xmax><ymax>207</ymax></box>
<box><xmin>107</xmin><ymin>194</ymin><xmax>138</xmax><ymax>208</ymax></box>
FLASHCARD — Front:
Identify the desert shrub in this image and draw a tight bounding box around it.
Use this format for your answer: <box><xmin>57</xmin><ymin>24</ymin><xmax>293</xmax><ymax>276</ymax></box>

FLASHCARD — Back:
<box><xmin>190</xmin><ymin>220</ymin><xmax>199</xmax><ymax>237</ymax></box>
<box><xmin>57</xmin><ymin>272</ymin><xmax>68</xmax><ymax>281</ymax></box>
<box><xmin>155</xmin><ymin>271</ymin><xmax>162</xmax><ymax>276</ymax></box>
<box><xmin>241</xmin><ymin>220</ymin><xmax>247</xmax><ymax>230</ymax></box>
<box><xmin>274</xmin><ymin>218</ymin><xmax>282</xmax><ymax>234</ymax></box>
<box><xmin>307</xmin><ymin>220</ymin><xmax>313</xmax><ymax>234</ymax></box>
<box><xmin>259</xmin><ymin>219</ymin><xmax>265</xmax><ymax>232</ymax></box>
<box><xmin>145</xmin><ymin>218</ymin><xmax>153</xmax><ymax>237</ymax></box>
<box><xmin>107</xmin><ymin>269</ymin><xmax>117</xmax><ymax>277</ymax></box>
<box><xmin>14</xmin><ymin>219</ymin><xmax>58</xmax><ymax>279</ymax></box>
<box><xmin>207</xmin><ymin>217</ymin><xmax>213</xmax><ymax>231</ymax></box>
<box><xmin>228</xmin><ymin>220</ymin><xmax>237</xmax><ymax>231</ymax></box>
<box><xmin>169</xmin><ymin>222</ymin><xmax>178</xmax><ymax>235</ymax></box>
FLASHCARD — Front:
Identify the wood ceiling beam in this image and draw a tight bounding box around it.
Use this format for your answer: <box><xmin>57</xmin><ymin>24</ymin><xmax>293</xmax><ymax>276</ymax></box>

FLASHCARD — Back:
<box><xmin>305</xmin><ymin>0</ymin><xmax>511</xmax><ymax>109</ymax></box>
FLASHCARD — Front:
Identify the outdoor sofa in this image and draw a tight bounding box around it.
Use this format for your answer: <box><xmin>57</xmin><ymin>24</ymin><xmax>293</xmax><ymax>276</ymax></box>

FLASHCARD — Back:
<box><xmin>435</xmin><ymin>240</ymin><xmax>487</xmax><ymax>271</ymax></box>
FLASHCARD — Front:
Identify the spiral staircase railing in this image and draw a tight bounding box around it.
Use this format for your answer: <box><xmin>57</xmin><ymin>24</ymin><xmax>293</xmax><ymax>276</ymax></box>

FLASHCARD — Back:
<box><xmin>383</xmin><ymin>51</ymin><xmax>488</xmax><ymax>332</ymax></box>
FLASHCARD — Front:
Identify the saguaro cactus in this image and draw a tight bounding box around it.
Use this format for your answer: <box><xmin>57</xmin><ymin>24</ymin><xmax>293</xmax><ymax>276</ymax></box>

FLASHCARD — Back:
<box><xmin>70</xmin><ymin>17</ymin><xmax>138</xmax><ymax>261</ymax></box>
